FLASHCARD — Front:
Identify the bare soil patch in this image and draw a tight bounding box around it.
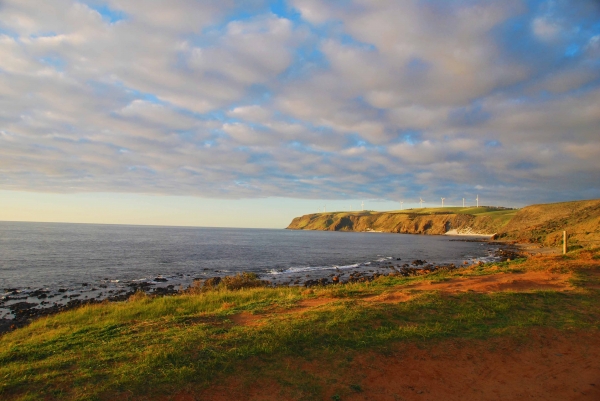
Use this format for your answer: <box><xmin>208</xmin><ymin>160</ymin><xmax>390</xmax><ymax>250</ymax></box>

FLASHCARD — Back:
<box><xmin>364</xmin><ymin>292</ymin><xmax>413</xmax><ymax>303</ymax></box>
<box><xmin>229</xmin><ymin>312</ymin><xmax>262</xmax><ymax>327</ymax></box>
<box><xmin>336</xmin><ymin>329</ymin><xmax>600</xmax><ymax>401</ymax></box>
<box><xmin>407</xmin><ymin>270</ymin><xmax>573</xmax><ymax>294</ymax></box>
<box><xmin>292</xmin><ymin>297</ymin><xmax>335</xmax><ymax>310</ymax></box>
<box><xmin>197</xmin><ymin>329</ymin><xmax>600</xmax><ymax>401</ymax></box>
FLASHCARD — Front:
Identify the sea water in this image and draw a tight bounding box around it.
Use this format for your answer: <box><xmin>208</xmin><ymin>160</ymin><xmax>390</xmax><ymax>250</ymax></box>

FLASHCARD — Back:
<box><xmin>0</xmin><ymin>221</ymin><xmax>499</xmax><ymax>318</ymax></box>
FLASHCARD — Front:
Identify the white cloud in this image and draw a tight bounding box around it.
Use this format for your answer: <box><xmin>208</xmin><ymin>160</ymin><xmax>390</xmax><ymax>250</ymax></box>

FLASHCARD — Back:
<box><xmin>532</xmin><ymin>17</ymin><xmax>560</xmax><ymax>41</ymax></box>
<box><xmin>228</xmin><ymin>105</ymin><xmax>273</xmax><ymax>124</ymax></box>
<box><xmin>0</xmin><ymin>0</ymin><xmax>598</xmax><ymax>205</ymax></box>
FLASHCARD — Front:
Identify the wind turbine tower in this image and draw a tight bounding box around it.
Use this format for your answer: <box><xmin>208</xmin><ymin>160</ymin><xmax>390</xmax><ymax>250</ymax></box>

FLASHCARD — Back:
<box><xmin>476</xmin><ymin>195</ymin><xmax>479</xmax><ymax>208</ymax></box>
<box><xmin>463</xmin><ymin>198</ymin><xmax>465</xmax><ymax>208</ymax></box>
<box><xmin>419</xmin><ymin>198</ymin><xmax>425</xmax><ymax>208</ymax></box>
<box><xmin>441</xmin><ymin>197</ymin><xmax>445</xmax><ymax>207</ymax></box>
<box><xmin>361</xmin><ymin>201</ymin><xmax>364</xmax><ymax>211</ymax></box>
<box><xmin>400</xmin><ymin>201</ymin><xmax>404</xmax><ymax>210</ymax></box>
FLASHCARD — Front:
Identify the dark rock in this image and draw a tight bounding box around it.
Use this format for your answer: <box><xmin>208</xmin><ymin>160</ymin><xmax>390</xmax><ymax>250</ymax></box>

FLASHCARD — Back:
<box><xmin>8</xmin><ymin>302</ymin><xmax>37</xmax><ymax>311</ymax></box>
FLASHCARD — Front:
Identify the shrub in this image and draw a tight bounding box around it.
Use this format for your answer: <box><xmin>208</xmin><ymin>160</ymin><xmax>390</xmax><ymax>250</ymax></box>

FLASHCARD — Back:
<box><xmin>187</xmin><ymin>272</ymin><xmax>269</xmax><ymax>293</ymax></box>
<box><xmin>221</xmin><ymin>272</ymin><xmax>269</xmax><ymax>290</ymax></box>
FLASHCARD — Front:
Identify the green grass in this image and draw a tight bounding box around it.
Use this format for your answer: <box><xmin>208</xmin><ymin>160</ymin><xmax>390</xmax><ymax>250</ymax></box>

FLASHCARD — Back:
<box><xmin>1</xmin><ymin>256</ymin><xmax>600</xmax><ymax>400</ymax></box>
<box><xmin>324</xmin><ymin>206</ymin><xmax>516</xmax><ymax>216</ymax></box>
<box><xmin>317</xmin><ymin>207</ymin><xmax>518</xmax><ymax>231</ymax></box>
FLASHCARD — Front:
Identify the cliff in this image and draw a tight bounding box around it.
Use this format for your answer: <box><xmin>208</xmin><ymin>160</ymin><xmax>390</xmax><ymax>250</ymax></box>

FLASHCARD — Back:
<box><xmin>287</xmin><ymin>199</ymin><xmax>600</xmax><ymax>248</ymax></box>
<box><xmin>287</xmin><ymin>207</ymin><xmax>515</xmax><ymax>236</ymax></box>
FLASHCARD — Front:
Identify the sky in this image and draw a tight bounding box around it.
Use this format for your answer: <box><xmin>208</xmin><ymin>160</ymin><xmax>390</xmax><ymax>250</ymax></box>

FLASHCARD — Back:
<box><xmin>0</xmin><ymin>0</ymin><xmax>599</xmax><ymax>228</ymax></box>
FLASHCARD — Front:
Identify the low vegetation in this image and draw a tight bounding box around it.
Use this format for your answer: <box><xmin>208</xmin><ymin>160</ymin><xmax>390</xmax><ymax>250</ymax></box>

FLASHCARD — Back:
<box><xmin>1</xmin><ymin>248</ymin><xmax>600</xmax><ymax>400</ymax></box>
<box><xmin>187</xmin><ymin>272</ymin><xmax>269</xmax><ymax>293</ymax></box>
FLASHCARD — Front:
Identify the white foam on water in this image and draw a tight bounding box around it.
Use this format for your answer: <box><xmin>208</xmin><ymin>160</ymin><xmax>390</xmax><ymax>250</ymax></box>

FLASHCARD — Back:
<box><xmin>267</xmin><ymin>262</ymin><xmax>362</xmax><ymax>275</ymax></box>
<box><xmin>264</xmin><ymin>255</ymin><xmax>397</xmax><ymax>276</ymax></box>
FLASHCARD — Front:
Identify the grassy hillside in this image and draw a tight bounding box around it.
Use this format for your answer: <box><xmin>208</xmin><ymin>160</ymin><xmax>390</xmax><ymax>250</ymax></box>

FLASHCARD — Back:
<box><xmin>1</xmin><ymin>249</ymin><xmax>600</xmax><ymax>400</ymax></box>
<box><xmin>495</xmin><ymin>199</ymin><xmax>600</xmax><ymax>248</ymax></box>
<box><xmin>287</xmin><ymin>199</ymin><xmax>600</xmax><ymax>249</ymax></box>
<box><xmin>287</xmin><ymin>206</ymin><xmax>517</xmax><ymax>235</ymax></box>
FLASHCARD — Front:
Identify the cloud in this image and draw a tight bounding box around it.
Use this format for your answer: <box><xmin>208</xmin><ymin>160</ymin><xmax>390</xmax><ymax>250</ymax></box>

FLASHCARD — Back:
<box><xmin>0</xmin><ymin>0</ymin><xmax>598</xmax><ymax>205</ymax></box>
<box><xmin>532</xmin><ymin>17</ymin><xmax>561</xmax><ymax>41</ymax></box>
<box><xmin>228</xmin><ymin>105</ymin><xmax>273</xmax><ymax>124</ymax></box>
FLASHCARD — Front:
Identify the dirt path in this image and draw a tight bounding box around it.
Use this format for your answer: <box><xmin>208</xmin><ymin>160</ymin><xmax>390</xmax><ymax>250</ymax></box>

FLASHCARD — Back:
<box><xmin>403</xmin><ymin>269</ymin><xmax>573</xmax><ymax>293</ymax></box>
<box><xmin>194</xmin><ymin>329</ymin><xmax>600</xmax><ymax>401</ymax></box>
<box><xmin>333</xmin><ymin>329</ymin><xmax>600</xmax><ymax>401</ymax></box>
<box><xmin>229</xmin><ymin>269</ymin><xmax>574</xmax><ymax>326</ymax></box>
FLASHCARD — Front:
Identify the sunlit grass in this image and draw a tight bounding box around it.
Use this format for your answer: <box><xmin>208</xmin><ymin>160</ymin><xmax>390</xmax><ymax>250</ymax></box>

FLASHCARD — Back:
<box><xmin>2</xmin><ymin>251</ymin><xmax>600</xmax><ymax>400</ymax></box>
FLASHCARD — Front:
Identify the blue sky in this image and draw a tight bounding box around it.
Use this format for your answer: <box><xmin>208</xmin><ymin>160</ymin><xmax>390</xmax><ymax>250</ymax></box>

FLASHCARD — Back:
<box><xmin>0</xmin><ymin>0</ymin><xmax>599</xmax><ymax>227</ymax></box>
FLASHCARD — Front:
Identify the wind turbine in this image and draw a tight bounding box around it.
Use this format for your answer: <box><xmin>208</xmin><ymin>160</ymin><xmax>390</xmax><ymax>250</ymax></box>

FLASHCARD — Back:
<box><xmin>476</xmin><ymin>195</ymin><xmax>479</xmax><ymax>208</ymax></box>
<box><xmin>361</xmin><ymin>201</ymin><xmax>364</xmax><ymax>211</ymax></box>
<box><xmin>462</xmin><ymin>198</ymin><xmax>465</xmax><ymax>208</ymax></box>
<box><xmin>400</xmin><ymin>201</ymin><xmax>404</xmax><ymax>210</ymax></box>
<box><xmin>441</xmin><ymin>197</ymin><xmax>445</xmax><ymax>207</ymax></box>
<box><xmin>419</xmin><ymin>198</ymin><xmax>425</xmax><ymax>208</ymax></box>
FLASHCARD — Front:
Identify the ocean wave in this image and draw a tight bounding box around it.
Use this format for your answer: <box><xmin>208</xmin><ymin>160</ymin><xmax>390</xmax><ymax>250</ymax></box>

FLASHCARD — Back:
<box><xmin>266</xmin><ymin>262</ymin><xmax>361</xmax><ymax>275</ymax></box>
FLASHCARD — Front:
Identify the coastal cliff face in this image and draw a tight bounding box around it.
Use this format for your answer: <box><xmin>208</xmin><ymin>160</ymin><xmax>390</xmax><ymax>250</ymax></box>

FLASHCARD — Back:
<box><xmin>287</xmin><ymin>199</ymin><xmax>600</xmax><ymax>247</ymax></box>
<box><xmin>287</xmin><ymin>210</ymin><xmax>507</xmax><ymax>236</ymax></box>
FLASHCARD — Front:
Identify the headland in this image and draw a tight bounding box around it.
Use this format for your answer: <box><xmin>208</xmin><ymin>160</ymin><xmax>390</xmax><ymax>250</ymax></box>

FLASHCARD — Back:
<box><xmin>286</xmin><ymin>198</ymin><xmax>600</xmax><ymax>249</ymax></box>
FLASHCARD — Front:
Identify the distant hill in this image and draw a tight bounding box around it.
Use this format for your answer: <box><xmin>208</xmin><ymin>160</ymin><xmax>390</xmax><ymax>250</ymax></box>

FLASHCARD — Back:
<box><xmin>495</xmin><ymin>199</ymin><xmax>600</xmax><ymax>248</ymax></box>
<box><xmin>287</xmin><ymin>199</ymin><xmax>600</xmax><ymax>249</ymax></box>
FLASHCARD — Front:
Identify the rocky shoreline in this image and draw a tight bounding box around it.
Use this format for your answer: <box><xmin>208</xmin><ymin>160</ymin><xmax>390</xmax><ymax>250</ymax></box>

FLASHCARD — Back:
<box><xmin>0</xmin><ymin>241</ymin><xmax>521</xmax><ymax>335</ymax></box>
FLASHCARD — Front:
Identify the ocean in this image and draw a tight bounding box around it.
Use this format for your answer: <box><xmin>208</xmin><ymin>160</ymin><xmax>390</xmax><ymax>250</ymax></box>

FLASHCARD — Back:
<box><xmin>0</xmin><ymin>221</ymin><xmax>501</xmax><ymax>319</ymax></box>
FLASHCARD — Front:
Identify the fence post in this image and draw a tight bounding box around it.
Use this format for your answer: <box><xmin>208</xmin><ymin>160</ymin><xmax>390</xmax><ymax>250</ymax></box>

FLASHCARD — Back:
<box><xmin>563</xmin><ymin>231</ymin><xmax>567</xmax><ymax>255</ymax></box>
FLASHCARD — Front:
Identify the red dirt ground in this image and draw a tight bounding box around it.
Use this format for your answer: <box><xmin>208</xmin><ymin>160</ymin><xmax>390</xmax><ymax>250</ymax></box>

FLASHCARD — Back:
<box><xmin>188</xmin><ymin>256</ymin><xmax>599</xmax><ymax>400</ymax></box>
<box><xmin>195</xmin><ymin>329</ymin><xmax>600</xmax><ymax>401</ymax></box>
<box><xmin>404</xmin><ymin>269</ymin><xmax>573</xmax><ymax>293</ymax></box>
